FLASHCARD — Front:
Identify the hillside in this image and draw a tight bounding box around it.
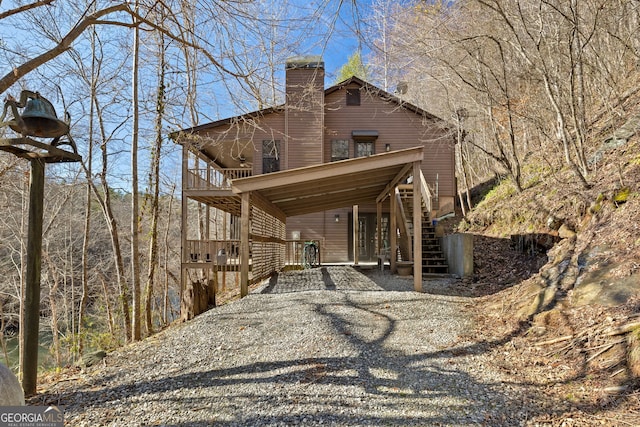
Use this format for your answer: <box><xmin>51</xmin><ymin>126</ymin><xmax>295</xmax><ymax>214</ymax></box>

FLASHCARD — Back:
<box><xmin>448</xmin><ymin>132</ymin><xmax>640</xmax><ymax>423</ymax></box>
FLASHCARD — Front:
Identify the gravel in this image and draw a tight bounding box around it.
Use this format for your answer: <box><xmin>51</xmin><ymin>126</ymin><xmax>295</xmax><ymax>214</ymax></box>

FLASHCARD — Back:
<box><xmin>34</xmin><ymin>266</ymin><xmax>542</xmax><ymax>426</ymax></box>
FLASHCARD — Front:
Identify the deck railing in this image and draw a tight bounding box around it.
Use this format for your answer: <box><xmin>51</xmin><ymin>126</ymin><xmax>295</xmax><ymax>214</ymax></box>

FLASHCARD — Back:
<box><xmin>186</xmin><ymin>238</ymin><xmax>321</xmax><ymax>269</ymax></box>
<box><xmin>284</xmin><ymin>239</ymin><xmax>321</xmax><ymax>267</ymax></box>
<box><xmin>186</xmin><ymin>167</ymin><xmax>252</xmax><ymax>190</ymax></box>
<box><xmin>186</xmin><ymin>240</ymin><xmax>241</xmax><ymax>266</ymax></box>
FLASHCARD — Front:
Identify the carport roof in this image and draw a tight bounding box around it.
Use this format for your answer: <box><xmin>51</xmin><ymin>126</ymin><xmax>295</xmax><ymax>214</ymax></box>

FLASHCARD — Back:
<box><xmin>231</xmin><ymin>146</ymin><xmax>423</xmax><ymax>217</ymax></box>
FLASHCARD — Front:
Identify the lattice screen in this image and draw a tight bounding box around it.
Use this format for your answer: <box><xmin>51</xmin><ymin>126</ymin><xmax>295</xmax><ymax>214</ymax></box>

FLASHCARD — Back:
<box><xmin>249</xmin><ymin>204</ymin><xmax>286</xmax><ymax>284</ymax></box>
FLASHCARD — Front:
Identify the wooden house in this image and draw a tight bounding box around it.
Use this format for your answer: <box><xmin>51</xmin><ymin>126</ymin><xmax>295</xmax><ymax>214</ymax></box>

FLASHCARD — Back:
<box><xmin>171</xmin><ymin>56</ymin><xmax>456</xmax><ymax>319</ymax></box>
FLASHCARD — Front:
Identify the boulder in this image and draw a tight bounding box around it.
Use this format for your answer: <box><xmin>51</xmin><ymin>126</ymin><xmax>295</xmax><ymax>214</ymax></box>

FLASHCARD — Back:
<box><xmin>80</xmin><ymin>350</ymin><xmax>107</xmax><ymax>368</ymax></box>
<box><xmin>558</xmin><ymin>223</ymin><xmax>576</xmax><ymax>239</ymax></box>
<box><xmin>0</xmin><ymin>363</ymin><xmax>25</xmax><ymax>405</ymax></box>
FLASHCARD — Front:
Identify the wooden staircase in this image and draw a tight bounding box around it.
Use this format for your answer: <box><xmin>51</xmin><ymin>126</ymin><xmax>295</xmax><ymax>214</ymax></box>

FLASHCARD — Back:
<box><xmin>421</xmin><ymin>219</ymin><xmax>449</xmax><ymax>274</ymax></box>
<box><xmin>396</xmin><ymin>184</ymin><xmax>449</xmax><ymax>275</ymax></box>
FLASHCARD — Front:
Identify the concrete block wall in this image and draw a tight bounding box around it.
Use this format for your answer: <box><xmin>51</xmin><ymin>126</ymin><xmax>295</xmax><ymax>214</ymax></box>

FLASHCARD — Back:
<box><xmin>441</xmin><ymin>233</ymin><xmax>473</xmax><ymax>278</ymax></box>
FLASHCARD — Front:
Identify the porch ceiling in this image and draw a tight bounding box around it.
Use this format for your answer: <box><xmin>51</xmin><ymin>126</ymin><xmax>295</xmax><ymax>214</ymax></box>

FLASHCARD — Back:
<box><xmin>231</xmin><ymin>147</ymin><xmax>424</xmax><ymax>217</ymax></box>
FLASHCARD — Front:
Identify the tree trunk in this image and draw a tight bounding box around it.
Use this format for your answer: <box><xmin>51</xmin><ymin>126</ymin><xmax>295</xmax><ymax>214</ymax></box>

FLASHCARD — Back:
<box><xmin>145</xmin><ymin>28</ymin><xmax>166</xmax><ymax>335</ymax></box>
<box><xmin>99</xmin><ymin>273</ymin><xmax>115</xmax><ymax>338</ymax></box>
<box><xmin>78</xmin><ymin>26</ymin><xmax>98</xmax><ymax>357</ymax></box>
<box><xmin>130</xmin><ymin>1</ymin><xmax>142</xmax><ymax>342</ymax></box>
<box><xmin>163</xmin><ymin>185</ymin><xmax>176</xmax><ymax>326</ymax></box>
<box><xmin>45</xmin><ymin>256</ymin><xmax>61</xmax><ymax>368</ymax></box>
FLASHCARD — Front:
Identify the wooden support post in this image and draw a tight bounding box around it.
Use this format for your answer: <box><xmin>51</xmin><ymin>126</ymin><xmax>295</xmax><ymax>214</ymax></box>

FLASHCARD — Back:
<box><xmin>413</xmin><ymin>161</ymin><xmax>422</xmax><ymax>292</ymax></box>
<box><xmin>0</xmin><ymin>136</ymin><xmax>81</xmax><ymax>395</ymax></box>
<box><xmin>390</xmin><ymin>187</ymin><xmax>397</xmax><ymax>273</ymax></box>
<box><xmin>353</xmin><ymin>204</ymin><xmax>359</xmax><ymax>265</ymax></box>
<box><xmin>376</xmin><ymin>202</ymin><xmax>382</xmax><ymax>257</ymax></box>
<box><xmin>180</xmin><ymin>146</ymin><xmax>189</xmax><ymax>314</ymax></box>
<box><xmin>240</xmin><ymin>192</ymin><xmax>250</xmax><ymax>297</ymax></box>
<box><xmin>21</xmin><ymin>158</ymin><xmax>45</xmax><ymax>396</ymax></box>
<box><xmin>181</xmin><ymin>147</ymin><xmax>189</xmax><ymax>261</ymax></box>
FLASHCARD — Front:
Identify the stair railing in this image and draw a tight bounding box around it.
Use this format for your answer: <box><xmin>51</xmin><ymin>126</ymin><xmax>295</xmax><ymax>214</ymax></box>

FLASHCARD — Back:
<box><xmin>419</xmin><ymin>170</ymin><xmax>433</xmax><ymax>219</ymax></box>
<box><xmin>394</xmin><ymin>187</ymin><xmax>413</xmax><ymax>261</ymax></box>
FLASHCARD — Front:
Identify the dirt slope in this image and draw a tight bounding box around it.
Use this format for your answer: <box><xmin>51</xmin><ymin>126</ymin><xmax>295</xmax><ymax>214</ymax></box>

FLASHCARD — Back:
<box><xmin>453</xmin><ymin>138</ymin><xmax>640</xmax><ymax>425</ymax></box>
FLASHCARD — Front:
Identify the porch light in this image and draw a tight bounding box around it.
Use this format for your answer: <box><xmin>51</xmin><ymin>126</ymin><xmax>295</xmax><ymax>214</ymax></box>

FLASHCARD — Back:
<box><xmin>385</xmin><ymin>144</ymin><xmax>391</xmax><ymax>152</ymax></box>
<box><xmin>335</xmin><ymin>214</ymin><xmax>340</xmax><ymax>222</ymax></box>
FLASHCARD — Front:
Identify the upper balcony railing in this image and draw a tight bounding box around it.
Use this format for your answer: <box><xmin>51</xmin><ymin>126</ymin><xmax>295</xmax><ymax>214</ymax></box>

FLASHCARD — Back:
<box><xmin>186</xmin><ymin>167</ymin><xmax>252</xmax><ymax>190</ymax></box>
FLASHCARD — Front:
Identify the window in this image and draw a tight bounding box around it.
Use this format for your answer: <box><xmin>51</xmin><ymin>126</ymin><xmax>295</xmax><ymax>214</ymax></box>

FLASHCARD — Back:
<box><xmin>262</xmin><ymin>140</ymin><xmax>280</xmax><ymax>173</ymax></box>
<box><xmin>331</xmin><ymin>139</ymin><xmax>349</xmax><ymax>161</ymax></box>
<box><xmin>346</xmin><ymin>88</ymin><xmax>360</xmax><ymax>106</ymax></box>
<box><xmin>355</xmin><ymin>140</ymin><xmax>375</xmax><ymax>157</ymax></box>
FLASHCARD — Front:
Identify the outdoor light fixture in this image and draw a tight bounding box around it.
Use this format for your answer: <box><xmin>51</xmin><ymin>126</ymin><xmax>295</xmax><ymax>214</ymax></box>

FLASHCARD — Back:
<box><xmin>335</xmin><ymin>214</ymin><xmax>340</xmax><ymax>222</ymax></box>
<box><xmin>385</xmin><ymin>143</ymin><xmax>391</xmax><ymax>152</ymax></box>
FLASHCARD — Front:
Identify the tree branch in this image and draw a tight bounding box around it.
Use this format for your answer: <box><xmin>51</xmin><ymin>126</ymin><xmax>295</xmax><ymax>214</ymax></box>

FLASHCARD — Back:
<box><xmin>0</xmin><ymin>1</ymin><xmax>250</xmax><ymax>95</ymax></box>
<box><xmin>0</xmin><ymin>0</ymin><xmax>53</xmax><ymax>21</ymax></box>
<box><xmin>0</xmin><ymin>3</ymin><xmax>130</xmax><ymax>94</ymax></box>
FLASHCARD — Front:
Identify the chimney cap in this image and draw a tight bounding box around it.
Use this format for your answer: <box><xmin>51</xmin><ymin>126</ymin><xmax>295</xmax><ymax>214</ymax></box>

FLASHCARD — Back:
<box><xmin>285</xmin><ymin>55</ymin><xmax>324</xmax><ymax>70</ymax></box>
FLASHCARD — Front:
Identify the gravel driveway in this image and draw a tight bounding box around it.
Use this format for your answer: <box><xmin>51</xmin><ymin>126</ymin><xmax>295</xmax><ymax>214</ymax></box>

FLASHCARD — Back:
<box><xmin>35</xmin><ymin>266</ymin><xmax>541</xmax><ymax>426</ymax></box>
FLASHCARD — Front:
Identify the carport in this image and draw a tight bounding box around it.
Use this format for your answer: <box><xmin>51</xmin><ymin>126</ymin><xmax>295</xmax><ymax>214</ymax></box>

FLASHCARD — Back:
<box><xmin>231</xmin><ymin>146</ymin><xmax>426</xmax><ymax>295</ymax></box>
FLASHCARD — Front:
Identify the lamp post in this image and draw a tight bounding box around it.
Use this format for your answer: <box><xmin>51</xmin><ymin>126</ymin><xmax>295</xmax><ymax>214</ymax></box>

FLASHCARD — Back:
<box><xmin>0</xmin><ymin>90</ymin><xmax>80</xmax><ymax>396</ymax></box>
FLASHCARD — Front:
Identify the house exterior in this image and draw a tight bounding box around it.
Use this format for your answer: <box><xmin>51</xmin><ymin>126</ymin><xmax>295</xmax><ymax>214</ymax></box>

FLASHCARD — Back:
<box><xmin>172</xmin><ymin>56</ymin><xmax>455</xmax><ymax>318</ymax></box>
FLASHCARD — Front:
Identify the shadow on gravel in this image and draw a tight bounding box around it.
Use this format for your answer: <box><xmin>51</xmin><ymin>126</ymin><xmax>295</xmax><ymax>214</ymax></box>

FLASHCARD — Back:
<box><xmin>33</xmin><ymin>289</ymin><xmax>607</xmax><ymax>426</ymax></box>
<box><xmin>260</xmin><ymin>234</ymin><xmax>547</xmax><ymax>299</ymax></box>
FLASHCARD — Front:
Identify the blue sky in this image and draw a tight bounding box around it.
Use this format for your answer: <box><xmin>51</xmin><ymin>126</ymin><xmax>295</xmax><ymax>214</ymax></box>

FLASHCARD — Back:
<box><xmin>0</xmin><ymin>0</ymin><xmax>379</xmax><ymax>189</ymax></box>
<box><xmin>306</xmin><ymin>0</ymin><xmax>371</xmax><ymax>82</ymax></box>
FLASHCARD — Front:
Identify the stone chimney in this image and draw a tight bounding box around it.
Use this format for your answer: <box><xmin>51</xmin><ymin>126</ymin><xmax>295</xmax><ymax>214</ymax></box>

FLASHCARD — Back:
<box><xmin>285</xmin><ymin>56</ymin><xmax>325</xmax><ymax>168</ymax></box>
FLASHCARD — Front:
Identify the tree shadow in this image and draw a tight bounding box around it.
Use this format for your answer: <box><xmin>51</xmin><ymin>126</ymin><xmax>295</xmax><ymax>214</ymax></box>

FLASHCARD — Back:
<box><xmin>31</xmin><ymin>286</ymin><xmax>622</xmax><ymax>426</ymax></box>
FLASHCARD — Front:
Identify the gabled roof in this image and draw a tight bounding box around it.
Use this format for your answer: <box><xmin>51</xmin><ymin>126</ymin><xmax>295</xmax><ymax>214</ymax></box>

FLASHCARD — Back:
<box><xmin>170</xmin><ymin>77</ymin><xmax>444</xmax><ymax>138</ymax></box>
<box><xmin>326</xmin><ymin>76</ymin><xmax>443</xmax><ymax>122</ymax></box>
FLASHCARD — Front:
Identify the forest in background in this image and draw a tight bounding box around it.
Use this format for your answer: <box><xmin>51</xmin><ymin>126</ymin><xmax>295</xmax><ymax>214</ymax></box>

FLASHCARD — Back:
<box><xmin>1</xmin><ymin>0</ymin><xmax>639</xmax><ymax>384</ymax></box>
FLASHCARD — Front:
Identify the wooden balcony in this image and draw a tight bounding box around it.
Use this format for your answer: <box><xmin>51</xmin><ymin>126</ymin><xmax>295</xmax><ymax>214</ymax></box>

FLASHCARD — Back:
<box><xmin>186</xmin><ymin>167</ymin><xmax>253</xmax><ymax>190</ymax></box>
<box><xmin>185</xmin><ymin>168</ymin><xmax>253</xmax><ymax>215</ymax></box>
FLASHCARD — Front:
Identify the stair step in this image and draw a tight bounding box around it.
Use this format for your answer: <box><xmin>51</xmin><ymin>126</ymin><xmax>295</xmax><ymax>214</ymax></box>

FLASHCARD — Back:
<box><xmin>422</xmin><ymin>265</ymin><xmax>449</xmax><ymax>274</ymax></box>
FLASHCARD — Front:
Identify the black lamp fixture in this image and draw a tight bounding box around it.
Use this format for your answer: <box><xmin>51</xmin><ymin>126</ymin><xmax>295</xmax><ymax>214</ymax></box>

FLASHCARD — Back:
<box><xmin>335</xmin><ymin>214</ymin><xmax>340</xmax><ymax>222</ymax></box>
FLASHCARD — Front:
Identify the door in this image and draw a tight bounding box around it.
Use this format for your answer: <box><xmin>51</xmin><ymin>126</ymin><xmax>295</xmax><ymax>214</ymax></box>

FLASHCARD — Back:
<box><xmin>348</xmin><ymin>213</ymin><xmax>389</xmax><ymax>262</ymax></box>
<box><xmin>357</xmin><ymin>216</ymin><xmax>369</xmax><ymax>259</ymax></box>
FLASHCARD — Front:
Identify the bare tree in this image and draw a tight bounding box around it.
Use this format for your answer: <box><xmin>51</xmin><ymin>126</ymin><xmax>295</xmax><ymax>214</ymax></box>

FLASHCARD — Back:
<box><xmin>143</xmin><ymin>18</ymin><xmax>168</xmax><ymax>335</ymax></box>
<box><xmin>130</xmin><ymin>0</ymin><xmax>142</xmax><ymax>342</ymax></box>
<box><xmin>366</xmin><ymin>0</ymin><xmax>640</xmax><ymax>195</ymax></box>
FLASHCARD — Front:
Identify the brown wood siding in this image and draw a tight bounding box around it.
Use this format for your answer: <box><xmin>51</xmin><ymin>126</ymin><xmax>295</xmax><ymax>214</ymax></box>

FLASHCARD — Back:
<box><xmin>189</xmin><ymin>78</ymin><xmax>454</xmax><ymax>263</ymax></box>
<box><xmin>201</xmin><ymin>112</ymin><xmax>285</xmax><ymax>174</ymax></box>
<box><xmin>324</xmin><ymin>83</ymin><xmax>455</xmax><ymax>199</ymax></box>
<box><xmin>285</xmin><ymin>67</ymin><xmax>324</xmax><ymax>169</ymax></box>
<box><xmin>286</xmin><ymin>208</ymin><xmax>350</xmax><ymax>263</ymax></box>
